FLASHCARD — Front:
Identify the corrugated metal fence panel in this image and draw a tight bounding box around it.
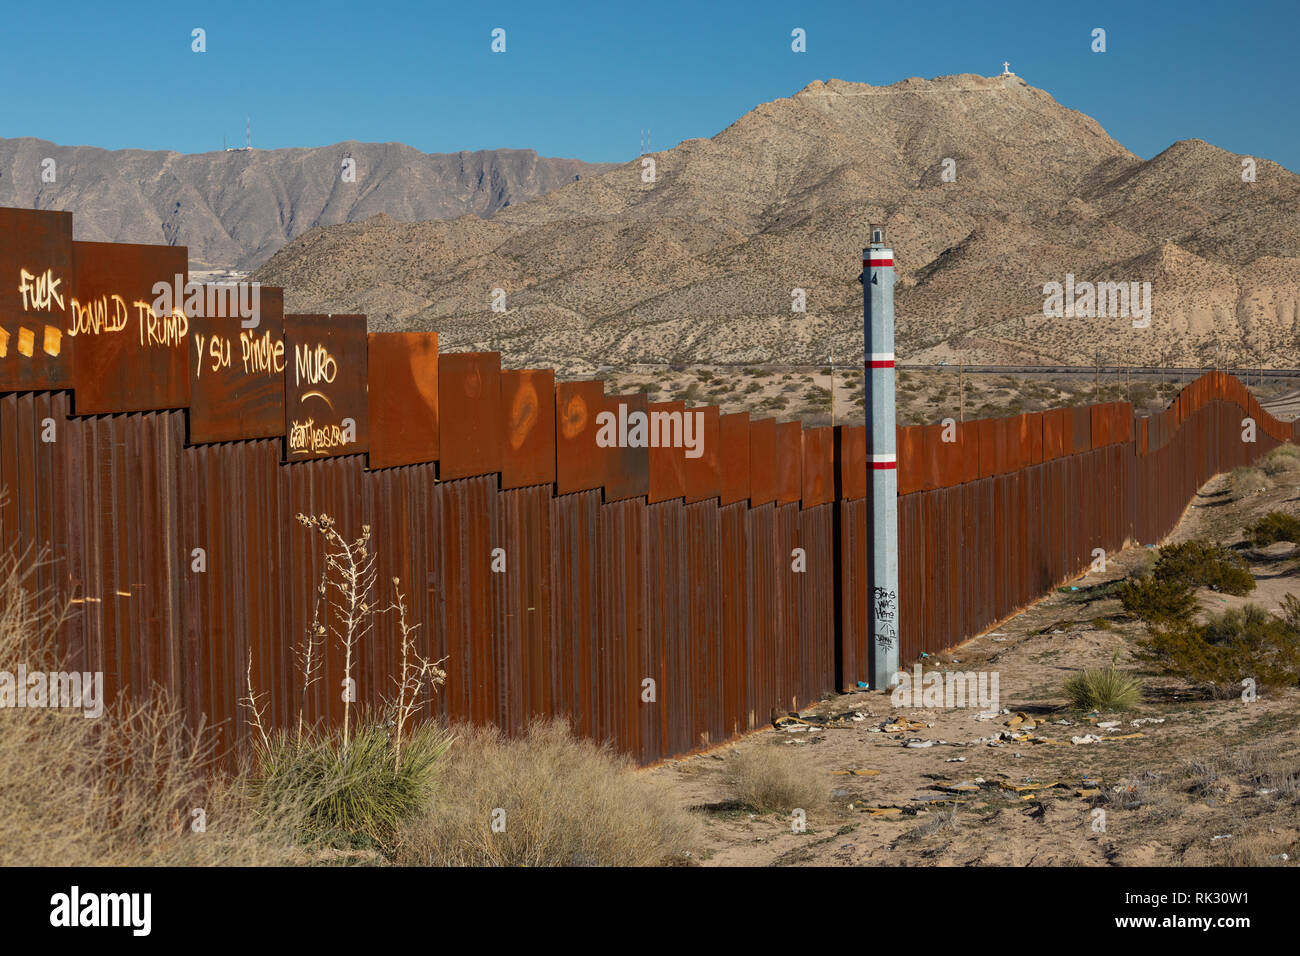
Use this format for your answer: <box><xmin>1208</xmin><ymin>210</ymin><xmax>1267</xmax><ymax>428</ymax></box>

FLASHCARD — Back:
<box><xmin>685</xmin><ymin>500</ymin><xmax>724</xmax><ymax>749</ymax></box>
<box><xmin>601</xmin><ymin>498</ymin><xmax>647</xmax><ymax>758</ymax></box>
<box><xmin>550</xmin><ymin>490</ymin><xmax>600</xmax><ymax>741</ymax></box>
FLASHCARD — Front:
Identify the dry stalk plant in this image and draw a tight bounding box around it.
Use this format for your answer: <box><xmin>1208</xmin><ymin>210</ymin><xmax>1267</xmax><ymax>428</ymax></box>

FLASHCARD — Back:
<box><xmin>244</xmin><ymin>513</ymin><xmax>446</xmax><ymax>760</ymax></box>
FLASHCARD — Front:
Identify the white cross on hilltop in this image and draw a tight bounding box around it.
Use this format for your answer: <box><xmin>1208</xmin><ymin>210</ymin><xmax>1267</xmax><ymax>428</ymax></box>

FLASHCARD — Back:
<box><xmin>1001</xmin><ymin>61</ymin><xmax>1015</xmax><ymax>76</ymax></box>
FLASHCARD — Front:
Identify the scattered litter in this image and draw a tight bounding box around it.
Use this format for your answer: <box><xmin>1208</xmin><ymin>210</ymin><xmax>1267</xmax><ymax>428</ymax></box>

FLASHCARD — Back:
<box><xmin>988</xmin><ymin>632</ymin><xmax>1006</xmax><ymax>637</ymax></box>
<box><xmin>1098</xmin><ymin>721</ymin><xmax>1120</xmax><ymax>730</ymax></box>
<box><xmin>1071</xmin><ymin>734</ymin><xmax>1102</xmax><ymax>745</ymax></box>
<box><xmin>976</xmin><ymin>711</ymin><xmax>1000</xmax><ymax>721</ymax></box>
<box><xmin>1005</xmin><ymin>712</ymin><xmax>1037</xmax><ymax>730</ymax></box>
<box><xmin>1131</xmin><ymin>717</ymin><xmax>1165</xmax><ymax>727</ymax></box>
<box><xmin>1076</xmin><ymin>788</ymin><xmax>1101</xmax><ymax>798</ymax></box>
<box><xmin>1212</xmin><ymin>834</ymin><xmax>1233</xmax><ymax>842</ymax></box>
<box><xmin>935</xmin><ymin>782</ymin><xmax>981</xmax><ymax>793</ymax></box>
<box><xmin>863</xmin><ymin>807</ymin><xmax>903</xmax><ymax>816</ymax></box>
<box><xmin>945</xmin><ymin>757</ymin><xmax>967</xmax><ymax>763</ymax></box>
<box><xmin>1256</xmin><ymin>788</ymin><xmax>1278</xmax><ymax>796</ymax></box>
<box><xmin>1000</xmin><ymin>780</ymin><xmax>1061</xmax><ymax>793</ymax></box>
<box><xmin>883</xmin><ymin>718</ymin><xmax>930</xmax><ymax>733</ymax></box>
<box><xmin>1277</xmin><ymin>854</ymin><xmax>1291</xmax><ymax>861</ymax></box>
<box><xmin>905</xmin><ymin>739</ymin><xmax>936</xmax><ymax>749</ymax></box>
<box><xmin>830</xmin><ymin>768</ymin><xmax>881</xmax><ymax>777</ymax></box>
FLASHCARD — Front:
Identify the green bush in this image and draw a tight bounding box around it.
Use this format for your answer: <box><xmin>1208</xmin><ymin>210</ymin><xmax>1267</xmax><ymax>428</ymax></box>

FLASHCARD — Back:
<box><xmin>1136</xmin><ymin>604</ymin><xmax>1300</xmax><ymax>695</ymax></box>
<box><xmin>252</xmin><ymin>722</ymin><xmax>451</xmax><ymax>849</ymax></box>
<box><xmin>1062</xmin><ymin>664</ymin><xmax>1142</xmax><ymax>711</ymax></box>
<box><xmin>1249</xmin><ymin>511</ymin><xmax>1300</xmax><ymax>547</ymax></box>
<box><xmin>1153</xmin><ymin>539</ymin><xmax>1255</xmax><ymax>596</ymax></box>
<box><xmin>1119</xmin><ymin>575</ymin><xmax>1197</xmax><ymax>625</ymax></box>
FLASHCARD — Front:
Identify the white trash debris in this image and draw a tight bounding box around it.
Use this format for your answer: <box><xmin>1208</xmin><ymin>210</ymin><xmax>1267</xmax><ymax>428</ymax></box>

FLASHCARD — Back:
<box><xmin>1071</xmin><ymin>734</ymin><xmax>1102</xmax><ymax>745</ymax></box>
<box><xmin>1131</xmin><ymin>717</ymin><xmax>1166</xmax><ymax>727</ymax></box>
<box><xmin>906</xmin><ymin>739</ymin><xmax>936</xmax><ymax>749</ymax></box>
<box><xmin>1098</xmin><ymin>721</ymin><xmax>1120</xmax><ymax>730</ymax></box>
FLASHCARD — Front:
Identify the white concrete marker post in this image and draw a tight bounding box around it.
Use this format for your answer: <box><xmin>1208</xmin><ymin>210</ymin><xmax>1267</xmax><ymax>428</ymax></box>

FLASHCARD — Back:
<box><xmin>862</xmin><ymin>228</ymin><xmax>899</xmax><ymax>689</ymax></box>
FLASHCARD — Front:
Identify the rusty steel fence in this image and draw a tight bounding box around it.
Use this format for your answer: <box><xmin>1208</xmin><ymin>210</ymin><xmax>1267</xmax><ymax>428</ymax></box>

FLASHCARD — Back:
<box><xmin>2</xmin><ymin>206</ymin><xmax>1296</xmax><ymax>764</ymax></box>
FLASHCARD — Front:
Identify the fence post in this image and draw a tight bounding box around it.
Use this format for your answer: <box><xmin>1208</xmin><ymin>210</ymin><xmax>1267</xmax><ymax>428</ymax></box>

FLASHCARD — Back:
<box><xmin>862</xmin><ymin>228</ymin><xmax>899</xmax><ymax>688</ymax></box>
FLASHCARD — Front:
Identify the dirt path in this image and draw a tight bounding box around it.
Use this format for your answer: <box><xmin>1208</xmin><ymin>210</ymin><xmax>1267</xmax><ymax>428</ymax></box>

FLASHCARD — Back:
<box><xmin>651</xmin><ymin>459</ymin><xmax>1300</xmax><ymax>867</ymax></box>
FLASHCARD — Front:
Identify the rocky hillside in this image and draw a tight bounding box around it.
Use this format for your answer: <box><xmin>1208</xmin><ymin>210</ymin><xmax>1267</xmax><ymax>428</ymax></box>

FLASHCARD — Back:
<box><xmin>250</xmin><ymin>74</ymin><xmax>1300</xmax><ymax>369</ymax></box>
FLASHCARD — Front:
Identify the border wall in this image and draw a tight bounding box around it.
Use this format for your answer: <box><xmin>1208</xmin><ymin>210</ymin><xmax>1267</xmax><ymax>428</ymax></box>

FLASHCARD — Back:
<box><xmin>1</xmin><ymin>207</ymin><xmax>1293</xmax><ymax>763</ymax></box>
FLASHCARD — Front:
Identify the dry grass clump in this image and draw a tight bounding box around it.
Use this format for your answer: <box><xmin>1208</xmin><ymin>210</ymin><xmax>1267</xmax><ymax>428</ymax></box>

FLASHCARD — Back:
<box><xmin>720</xmin><ymin>741</ymin><xmax>828</xmax><ymax>815</ymax></box>
<box><xmin>393</xmin><ymin>719</ymin><xmax>697</xmax><ymax>866</ymax></box>
<box><xmin>1229</xmin><ymin>465</ymin><xmax>1268</xmax><ymax>500</ymax></box>
<box><xmin>0</xmin><ymin>547</ymin><xmax>308</xmax><ymax>866</ymax></box>
<box><xmin>1261</xmin><ymin>444</ymin><xmax>1300</xmax><ymax>477</ymax></box>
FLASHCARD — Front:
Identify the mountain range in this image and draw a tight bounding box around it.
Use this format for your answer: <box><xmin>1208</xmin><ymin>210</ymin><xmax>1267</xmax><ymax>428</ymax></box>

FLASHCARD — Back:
<box><xmin>0</xmin><ymin>138</ymin><xmax>614</xmax><ymax>269</ymax></box>
<box><xmin>252</xmin><ymin>74</ymin><xmax>1300</xmax><ymax>370</ymax></box>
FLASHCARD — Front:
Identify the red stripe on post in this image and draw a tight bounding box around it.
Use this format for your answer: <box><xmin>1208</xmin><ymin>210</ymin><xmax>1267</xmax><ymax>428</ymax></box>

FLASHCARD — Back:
<box><xmin>870</xmin><ymin>461</ymin><xmax>897</xmax><ymax>469</ymax></box>
<box><xmin>868</xmin><ymin>360</ymin><xmax>894</xmax><ymax>368</ymax></box>
<box><xmin>864</xmin><ymin>258</ymin><xmax>894</xmax><ymax>267</ymax></box>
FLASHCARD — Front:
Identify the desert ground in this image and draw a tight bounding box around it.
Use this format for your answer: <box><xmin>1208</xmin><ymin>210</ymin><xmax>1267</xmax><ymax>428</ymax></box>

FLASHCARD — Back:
<box><xmin>648</xmin><ymin>452</ymin><xmax>1300</xmax><ymax>867</ymax></box>
<box><xmin>595</xmin><ymin>364</ymin><xmax>1298</xmax><ymax>428</ymax></box>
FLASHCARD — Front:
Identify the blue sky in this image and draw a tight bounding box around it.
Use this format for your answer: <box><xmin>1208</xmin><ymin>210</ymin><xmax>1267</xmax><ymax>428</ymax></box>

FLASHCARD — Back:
<box><xmin>3</xmin><ymin>0</ymin><xmax>1296</xmax><ymax>171</ymax></box>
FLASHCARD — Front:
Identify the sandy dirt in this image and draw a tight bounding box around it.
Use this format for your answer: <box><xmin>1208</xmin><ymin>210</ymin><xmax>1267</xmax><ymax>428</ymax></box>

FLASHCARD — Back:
<box><xmin>648</xmin><ymin>459</ymin><xmax>1300</xmax><ymax>867</ymax></box>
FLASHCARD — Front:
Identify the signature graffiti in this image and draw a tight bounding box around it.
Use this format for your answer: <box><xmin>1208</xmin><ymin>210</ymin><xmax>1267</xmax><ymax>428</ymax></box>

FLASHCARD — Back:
<box><xmin>872</xmin><ymin>586</ymin><xmax>897</xmax><ymax>623</ymax></box>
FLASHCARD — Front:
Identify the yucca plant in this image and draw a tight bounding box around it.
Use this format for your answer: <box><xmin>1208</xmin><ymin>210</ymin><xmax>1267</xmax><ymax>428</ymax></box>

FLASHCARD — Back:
<box><xmin>1063</xmin><ymin>659</ymin><xmax>1142</xmax><ymax>711</ymax></box>
<box><xmin>252</xmin><ymin>721</ymin><xmax>452</xmax><ymax>849</ymax></box>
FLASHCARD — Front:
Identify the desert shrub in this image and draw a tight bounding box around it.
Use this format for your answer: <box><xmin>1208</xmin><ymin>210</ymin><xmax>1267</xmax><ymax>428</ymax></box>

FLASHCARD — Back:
<box><xmin>721</xmin><ymin>742</ymin><xmax>827</xmax><ymax>815</ymax></box>
<box><xmin>1249</xmin><ymin>511</ymin><xmax>1300</xmax><ymax>546</ymax></box>
<box><xmin>1229</xmin><ymin>466</ymin><xmax>1268</xmax><ymax>499</ymax></box>
<box><xmin>1152</xmin><ymin>539</ymin><xmax>1255</xmax><ymax>595</ymax></box>
<box><xmin>1119</xmin><ymin>575</ymin><xmax>1197</xmax><ymax>625</ymax></box>
<box><xmin>394</xmin><ymin>719</ymin><xmax>696</xmax><ymax>867</ymax></box>
<box><xmin>1262</xmin><ymin>445</ymin><xmax>1300</xmax><ymax>476</ymax></box>
<box><xmin>1283</xmin><ymin>594</ymin><xmax>1300</xmax><ymax>632</ymax></box>
<box><xmin>251</xmin><ymin>721</ymin><xmax>451</xmax><ymax>849</ymax></box>
<box><xmin>1062</xmin><ymin>664</ymin><xmax>1141</xmax><ymax>711</ymax></box>
<box><xmin>1136</xmin><ymin>604</ymin><xmax>1300</xmax><ymax>695</ymax></box>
